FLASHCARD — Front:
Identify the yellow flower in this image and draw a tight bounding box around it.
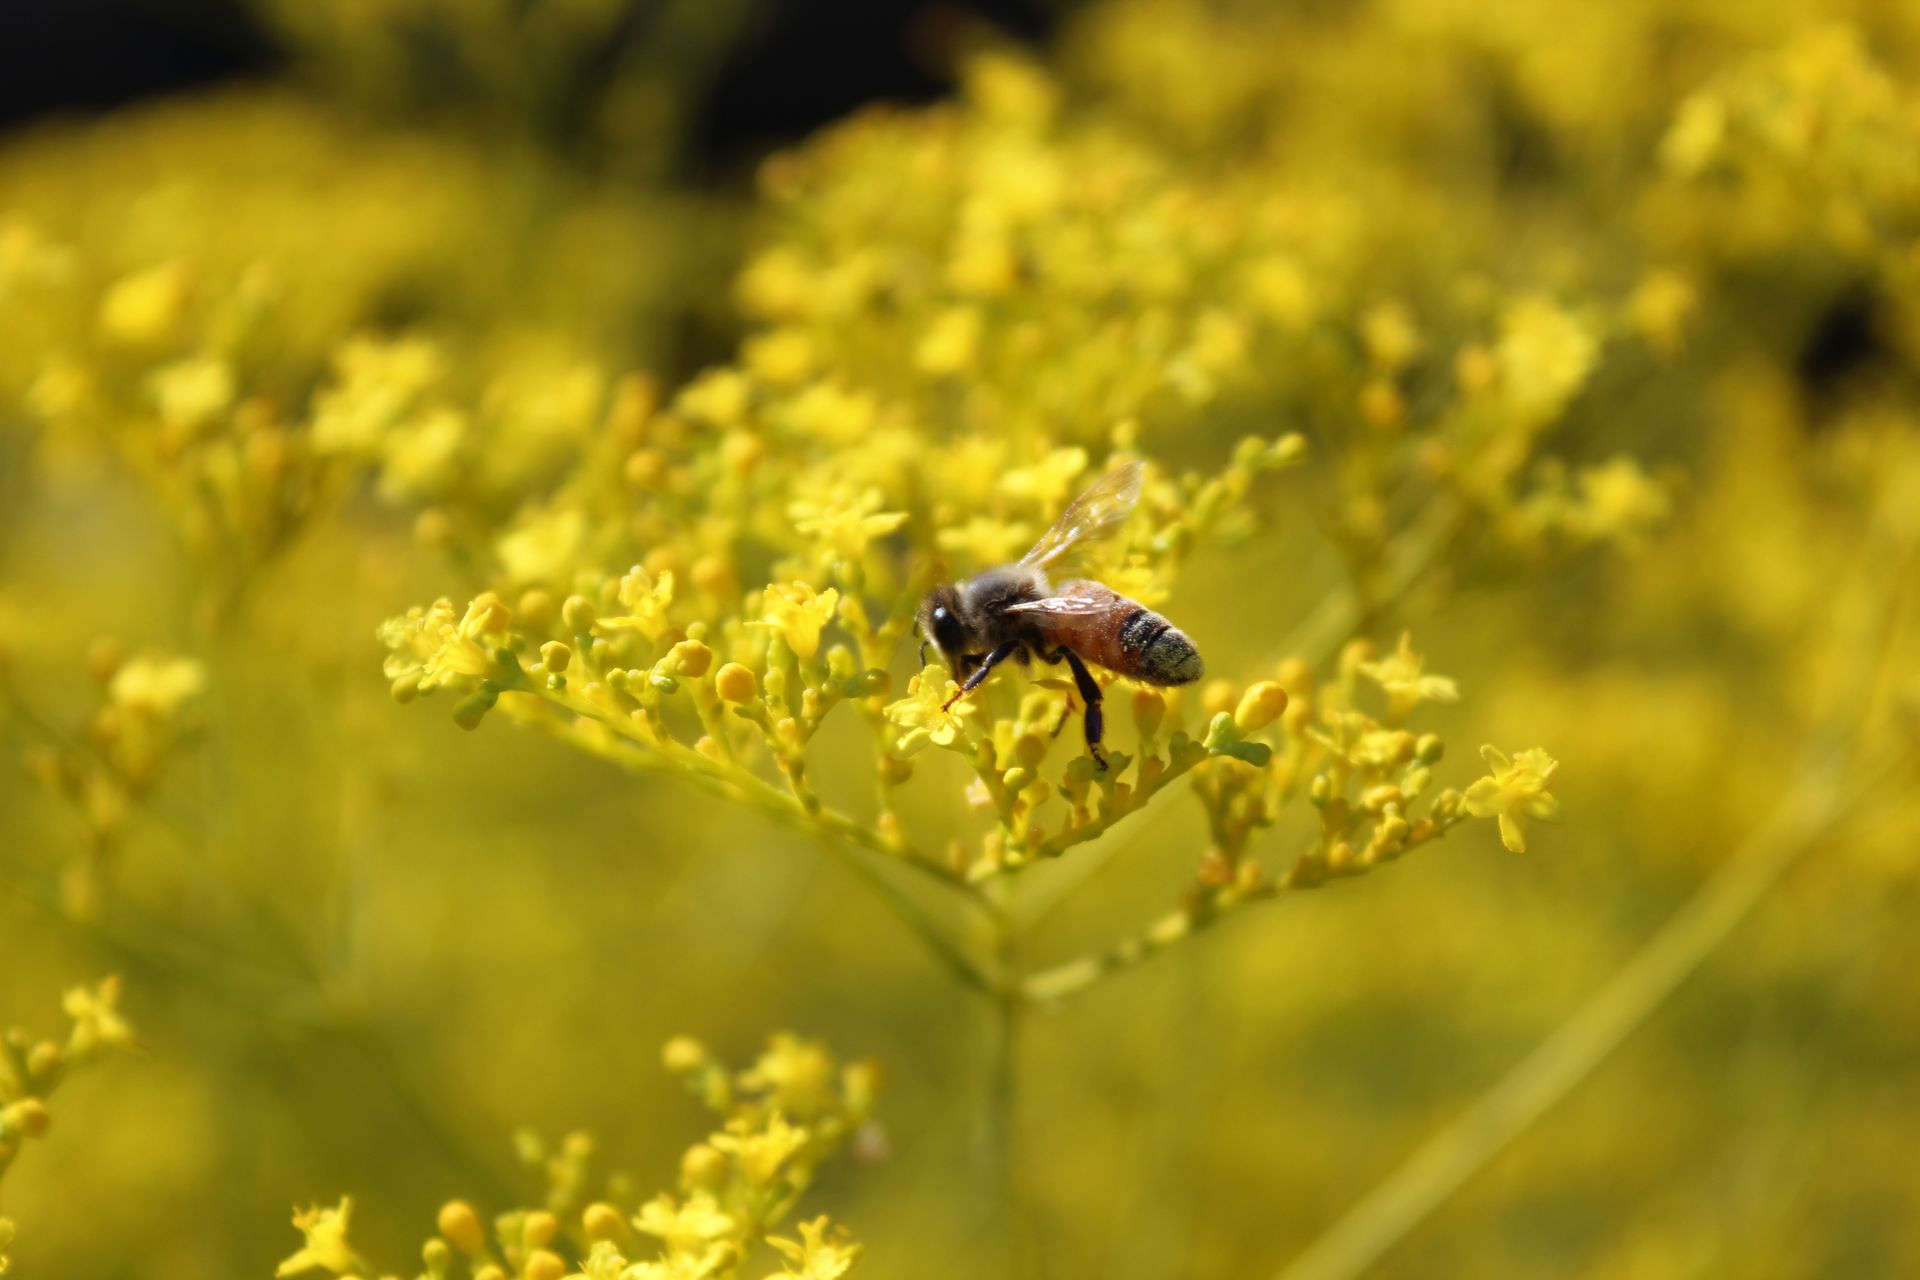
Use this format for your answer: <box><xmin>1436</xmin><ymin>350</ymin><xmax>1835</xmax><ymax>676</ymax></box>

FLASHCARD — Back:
<box><xmin>108</xmin><ymin>653</ymin><xmax>206</xmax><ymax>717</ymax></box>
<box><xmin>1495</xmin><ymin>296</ymin><xmax>1599</xmax><ymax>425</ymax></box>
<box><xmin>711</xmin><ymin>1112</ymin><xmax>809</xmax><ymax>1187</ymax></box>
<box><xmin>1360</xmin><ymin>300</ymin><xmax>1422</xmax><ymax>372</ymax></box>
<box><xmin>914</xmin><ymin>306</ymin><xmax>982</xmax><ymax>376</ymax></box>
<box><xmin>780</xmin><ymin>382</ymin><xmax>878</xmax><ymax>445</ymax></box>
<box><xmin>497</xmin><ymin>506</ymin><xmax>588</xmax><ymax>584</ymax></box>
<box><xmin>150</xmin><ymin>355</ymin><xmax>236</xmax><ymax>431</ymax></box>
<box><xmin>380</xmin><ymin>594</ymin><xmax>509</xmax><ymax>696</ymax></box>
<box><xmin>98</xmin><ymin>262</ymin><xmax>188</xmax><ymax>345</ymax></box>
<box><xmin>596</xmin><ymin>567</ymin><xmax>676</xmax><ymax>644</ymax></box>
<box><xmin>767</xmin><ymin>1216</ymin><xmax>862</xmax><ymax>1280</ymax></box>
<box><xmin>935</xmin><ymin>514</ymin><xmax>1033</xmax><ymax>569</ymax></box>
<box><xmin>1625</xmin><ymin>271</ymin><xmax>1696</xmax><ymax>354</ymax></box>
<box><xmin>1357</xmin><ymin>633</ymin><xmax>1458</xmax><ymax>716</ymax></box>
<box><xmin>63</xmin><ymin>976</ymin><xmax>134</xmax><ymax>1057</ymax></box>
<box><xmin>744</xmin><ymin>327</ymin><xmax>818</xmax><ymax>386</ymax></box>
<box><xmin>740</xmin><ymin>1033</ymin><xmax>837</xmax><ymax>1118</ymax></box>
<box><xmin>310</xmin><ymin>335</ymin><xmax>445</xmax><ymax>455</ymax></box>
<box><xmin>1661</xmin><ymin>91</ymin><xmax>1727</xmax><ymax>176</ymax></box>
<box><xmin>377</xmin><ymin>405</ymin><xmax>468</xmax><ymax>502</ymax></box>
<box><xmin>675</xmin><ymin>367</ymin><xmax>752</xmax><ymax>428</ymax></box>
<box><xmin>1462</xmin><ymin>746</ymin><xmax>1564</xmax><ymax>853</ymax></box>
<box><xmin>790</xmin><ymin>490</ymin><xmax>907</xmax><ymax>561</ymax></box>
<box><xmin>756</xmin><ymin>582</ymin><xmax>838</xmax><ymax>662</ymax></box>
<box><xmin>277</xmin><ymin>1198</ymin><xmax>359</xmax><ymax>1277</ymax></box>
<box><xmin>1575</xmin><ymin>457</ymin><xmax>1671</xmax><ymax>549</ymax></box>
<box><xmin>1002</xmin><ymin>446</ymin><xmax>1088</xmax><ymax>510</ymax></box>
<box><xmin>632</xmin><ymin>1191</ymin><xmax>736</xmax><ymax>1253</ymax></box>
<box><xmin>884</xmin><ymin>671</ymin><xmax>965</xmax><ymax>754</ymax></box>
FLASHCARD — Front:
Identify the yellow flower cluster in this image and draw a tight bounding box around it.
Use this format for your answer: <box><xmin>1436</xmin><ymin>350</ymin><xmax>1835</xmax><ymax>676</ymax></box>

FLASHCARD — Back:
<box><xmin>0</xmin><ymin>978</ymin><xmax>135</xmax><ymax>1272</ymax></box>
<box><xmin>277</xmin><ymin>1033</ymin><xmax>876</xmax><ymax>1280</ymax></box>
<box><xmin>0</xmin><ymin>88</ymin><xmax>695</xmax><ymax>609</ymax></box>
<box><xmin>7</xmin><ymin>640</ymin><xmax>205</xmax><ymax>916</ymax></box>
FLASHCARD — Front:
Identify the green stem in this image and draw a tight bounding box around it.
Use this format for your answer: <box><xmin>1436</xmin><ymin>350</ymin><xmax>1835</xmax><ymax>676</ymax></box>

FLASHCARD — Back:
<box><xmin>1272</xmin><ymin>753</ymin><xmax>1883</xmax><ymax>1280</ymax></box>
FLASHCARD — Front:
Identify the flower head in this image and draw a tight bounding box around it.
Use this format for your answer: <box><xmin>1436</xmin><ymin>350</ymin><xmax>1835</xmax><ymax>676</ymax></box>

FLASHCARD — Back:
<box><xmin>596</xmin><ymin>567</ymin><xmax>677</xmax><ymax>644</ymax></box>
<box><xmin>740</xmin><ymin>1033</ymin><xmax>838</xmax><ymax>1119</ymax></box>
<box><xmin>711</xmin><ymin>1112</ymin><xmax>809</xmax><ymax>1187</ymax></box>
<box><xmin>884</xmin><ymin>671</ymin><xmax>966</xmax><ymax>754</ymax></box>
<box><xmin>1357</xmin><ymin>633</ymin><xmax>1458</xmax><ymax>718</ymax></box>
<box><xmin>755</xmin><ymin>582</ymin><xmax>839</xmax><ymax>663</ymax></box>
<box><xmin>108</xmin><ymin>653</ymin><xmax>206</xmax><ymax>717</ymax></box>
<box><xmin>380</xmin><ymin>594</ymin><xmax>510</xmax><ymax>697</ymax></box>
<box><xmin>63</xmin><ymin>975</ymin><xmax>134</xmax><ymax>1058</ymax></box>
<box><xmin>790</xmin><ymin>490</ymin><xmax>908</xmax><ymax>562</ymax></box>
<box><xmin>1496</xmin><ymin>297</ymin><xmax>1599</xmax><ymax>425</ymax></box>
<box><xmin>632</xmin><ymin>1191</ymin><xmax>736</xmax><ymax>1254</ymax></box>
<box><xmin>767</xmin><ymin>1216</ymin><xmax>862</xmax><ymax>1280</ymax></box>
<box><xmin>277</xmin><ymin>1198</ymin><xmax>359</xmax><ymax>1277</ymax></box>
<box><xmin>1462</xmin><ymin>746</ymin><xmax>1564</xmax><ymax>853</ymax></box>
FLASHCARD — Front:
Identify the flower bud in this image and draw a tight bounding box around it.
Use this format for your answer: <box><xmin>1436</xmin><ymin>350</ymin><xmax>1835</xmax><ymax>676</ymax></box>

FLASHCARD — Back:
<box><xmin>85</xmin><ymin>637</ymin><xmax>125</xmax><ymax>684</ymax></box>
<box><xmin>1361</xmin><ymin>784</ymin><xmax>1404</xmax><ymax>813</ymax></box>
<box><xmin>562</xmin><ymin>594</ymin><xmax>598</xmax><ymax>633</ymax></box>
<box><xmin>1131</xmin><ymin>688</ymin><xmax>1166</xmax><ymax>737</ymax></box>
<box><xmin>524</xmin><ymin>1249</ymin><xmax>566</xmax><ymax>1280</ymax></box>
<box><xmin>681</xmin><ymin>1141</ymin><xmax>729</xmax><ymax>1190</ymax></box>
<box><xmin>1233</xmin><ymin>681</ymin><xmax>1289</xmax><ymax>732</ymax></box>
<box><xmin>1415</xmin><ymin>733</ymin><xmax>1444</xmax><ymax>764</ymax></box>
<box><xmin>27</xmin><ymin>1041</ymin><xmax>62</xmax><ymax>1079</ymax></box>
<box><xmin>582</xmin><ymin>1202</ymin><xmax>626</xmax><ymax>1243</ymax></box>
<box><xmin>668</xmin><ymin>639</ymin><xmax>713</xmax><ymax>678</ymax></box>
<box><xmin>523</xmin><ymin>1211</ymin><xmax>559</xmax><ymax>1248</ymax></box>
<box><xmin>437</xmin><ymin>1200</ymin><xmax>486</xmax><ymax>1256</ymax></box>
<box><xmin>661</xmin><ymin>1035</ymin><xmax>708</xmax><ymax>1074</ymax></box>
<box><xmin>714</xmin><ymin>663</ymin><xmax>758</xmax><ymax>704</ymax></box>
<box><xmin>539</xmin><ymin>641</ymin><xmax>572</xmax><ymax>673</ymax></box>
<box><xmin>2</xmin><ymin>1099</ymin><xmax>50</xmax><ymax>1138</ymax></box>
<box><xmin>516</xmin><ymin>589</ymin><xmax>556</xmax><ymax>630</ymax></box>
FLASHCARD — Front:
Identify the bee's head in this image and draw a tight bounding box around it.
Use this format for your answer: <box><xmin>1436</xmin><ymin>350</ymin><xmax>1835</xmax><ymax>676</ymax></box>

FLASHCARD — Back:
<box><xmin>917</xmin><ymin>584</ymin><xmax>970</xmax><ymax>671</ymax></box>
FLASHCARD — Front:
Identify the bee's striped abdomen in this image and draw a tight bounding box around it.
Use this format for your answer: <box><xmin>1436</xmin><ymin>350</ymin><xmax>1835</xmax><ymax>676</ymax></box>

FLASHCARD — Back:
<box><xmin>1117</xmin><ymin>604</ymin><xmax>1203</xmax><ymax>686</ymax></box>
<box><xmin>1037</xmin><ymin>581</ymin><xmax>1204</xmax><ymax>686</ymax></box>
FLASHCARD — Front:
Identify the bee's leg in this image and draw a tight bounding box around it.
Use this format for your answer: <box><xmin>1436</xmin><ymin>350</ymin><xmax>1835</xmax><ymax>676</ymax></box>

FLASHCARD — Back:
<box><xmin>1060</xmin><ymin>649</ymin><xmax>1108</xmax><ymax>770</ymax></box>
<box><xmin>943</xmin><ymin>640</ymin><xmax>1018</xmax><ymax>710</ymax></box>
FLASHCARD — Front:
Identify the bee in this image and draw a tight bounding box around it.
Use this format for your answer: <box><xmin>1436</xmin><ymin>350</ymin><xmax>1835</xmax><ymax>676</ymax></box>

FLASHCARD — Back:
<box><xmin>917</xmin><ymin>460</ymin><xmax>1203</xmax><ymax>770</ymax></box>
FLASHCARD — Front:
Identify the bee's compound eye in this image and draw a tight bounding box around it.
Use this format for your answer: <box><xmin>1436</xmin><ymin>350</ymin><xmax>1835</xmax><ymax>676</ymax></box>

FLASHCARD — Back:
<box><xmin>930</xmin><ymin>604</ymin><xmax>965</xmax><ymax>654</ymax></box>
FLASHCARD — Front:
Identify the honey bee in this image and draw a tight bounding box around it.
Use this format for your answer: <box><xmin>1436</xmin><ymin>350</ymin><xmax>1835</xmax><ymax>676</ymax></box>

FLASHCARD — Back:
<box><xmin>917</xmin><ymin>460</ymin><xmax>1203</xmax><ymax>769</ymax></box>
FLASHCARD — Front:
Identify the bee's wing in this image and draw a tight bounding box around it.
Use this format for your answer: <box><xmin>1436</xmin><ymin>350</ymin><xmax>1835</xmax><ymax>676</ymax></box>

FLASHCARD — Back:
<box><xmin>1017</xmin><ymin>460</ymin><xmax>1143</xmax><ymax>570</ymax></box>
<box><xmin>1002</xmin><ymin>594</ymin><xmax>1112</xmax><ymax>616</ymax></box>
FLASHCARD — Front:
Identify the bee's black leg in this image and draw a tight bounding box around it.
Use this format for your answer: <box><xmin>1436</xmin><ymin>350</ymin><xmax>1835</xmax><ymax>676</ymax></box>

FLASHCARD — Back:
<box><xmin>943</xmin><ymin>640</ymin><xmax>1018</xmax><ymax>710</ymax></box>
<box><xmin>1060</xmin><ymin>649</ymin><xmax>1107</xmax><ymax>770</ymax></box>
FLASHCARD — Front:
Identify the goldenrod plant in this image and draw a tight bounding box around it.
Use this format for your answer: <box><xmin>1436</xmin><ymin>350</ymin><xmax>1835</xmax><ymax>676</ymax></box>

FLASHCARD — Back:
<box><xmin>0</xmin><ymin>0</ymin><xmax>1917</xmax><ymax>1276</ymax></box>
<box><xmin>0</xmin><ymin>979</ymin><xmax>134</xmax><ymax>1275</ymax></box>
<box><xmin>276</xmin><ymin>1034</ymin><xmax>877</xmax><ymax>1280</ymax></box>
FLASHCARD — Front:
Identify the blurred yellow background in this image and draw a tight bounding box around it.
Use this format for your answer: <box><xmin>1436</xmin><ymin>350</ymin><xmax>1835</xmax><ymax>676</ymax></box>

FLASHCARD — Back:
<box><xmin>2</xmin><ymin>2</ymin><xmax>1917</xmax><ymax>1278</ymax></box>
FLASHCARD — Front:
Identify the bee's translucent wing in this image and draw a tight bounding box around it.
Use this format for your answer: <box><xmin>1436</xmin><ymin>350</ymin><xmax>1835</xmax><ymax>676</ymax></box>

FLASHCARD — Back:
<box><xmin>1017</xmin><ymin>460</ymin><xmax>1143</xmax><ymax>569</ymax></box>
<box><xmin>1002</xmin><ymin>595</ymin><xmax>1112</xmax><ymax>617</ymax></box>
